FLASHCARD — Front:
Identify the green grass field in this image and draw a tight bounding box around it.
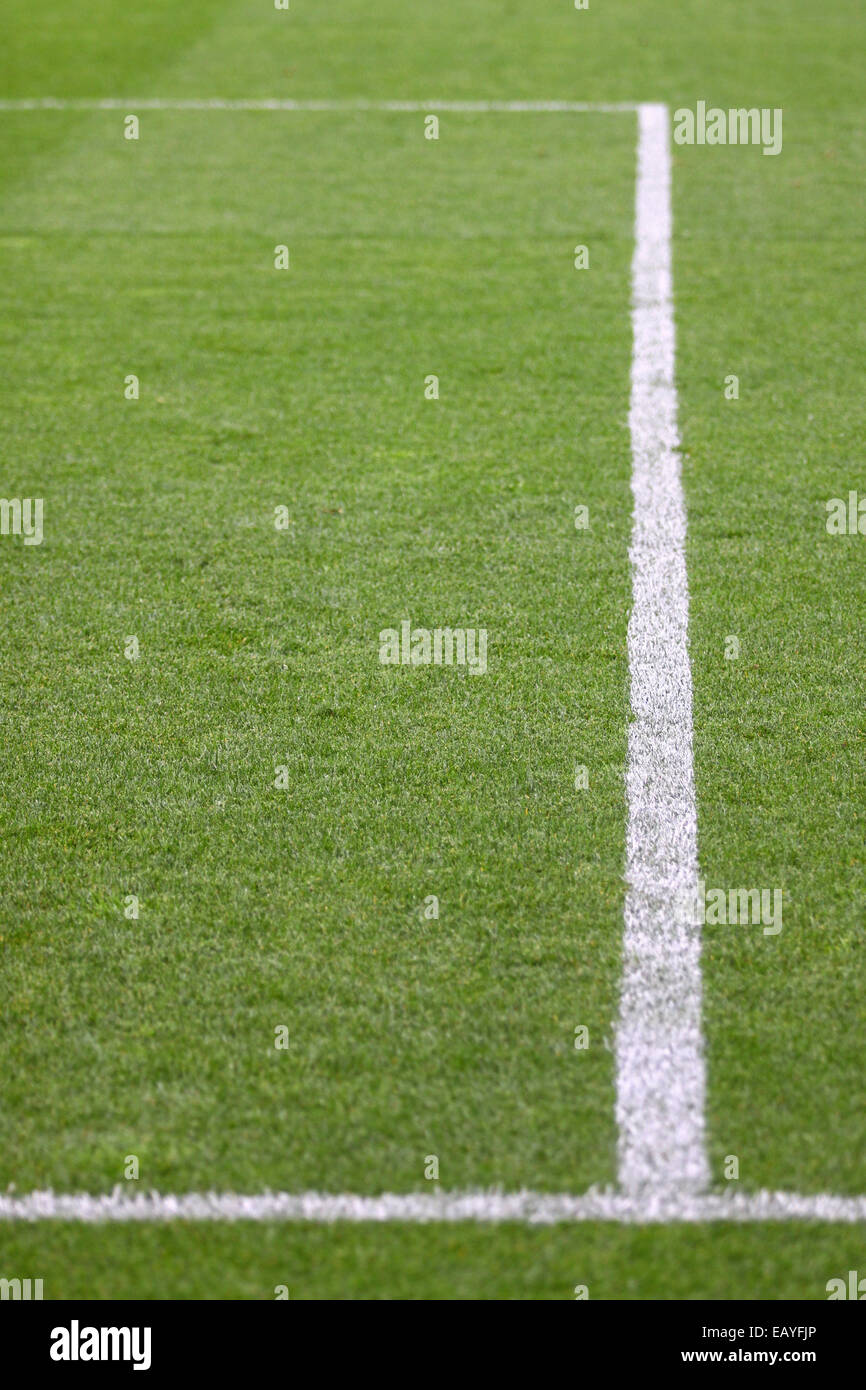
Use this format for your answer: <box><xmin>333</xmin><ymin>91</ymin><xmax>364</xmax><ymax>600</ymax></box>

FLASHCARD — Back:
<box><xmin>0</xmin><ymin>0</ymin><xmax>863</xmax><ymax>1299</ymax></box>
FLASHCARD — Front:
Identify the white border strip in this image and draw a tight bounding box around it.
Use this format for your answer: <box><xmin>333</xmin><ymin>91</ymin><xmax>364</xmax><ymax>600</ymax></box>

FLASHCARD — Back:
<box><xmin>0</xmin><ymin>98</ymin><xmax>637</xmax><ymax>113</ymax></box>
<box><xmin>2</xmin><ymin>1189</ymin><xmax>866</xmax><ymax>1224</ymax></box>
<box><xmin>615</xmin><ymin>102</ymin><xmax>709</xmax><ymax>1196</ymax></box>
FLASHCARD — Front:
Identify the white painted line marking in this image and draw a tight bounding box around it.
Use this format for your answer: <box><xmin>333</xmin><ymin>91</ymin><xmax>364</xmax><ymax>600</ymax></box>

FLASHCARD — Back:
<box><xmin>2</xmin><ymin>1188</ymin><xmax>866</xmax><ymax>1224</ymax></box>
<box><xmin>0</xmin><ymin>99</ymin><xmax>638</xmax><ymax>113</ymax></box>
<box><xmin>615</xmin><ymin>102</ymin><xmax>709</xmax><ymax>1196</ymax></box>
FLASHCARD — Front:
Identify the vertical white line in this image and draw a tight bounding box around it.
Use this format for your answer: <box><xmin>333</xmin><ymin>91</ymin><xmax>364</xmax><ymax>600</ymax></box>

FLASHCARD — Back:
<box><xmin>615</xmin><ymin>103</ymin><xmax>709</xmax><ymax>1195</ymax></box>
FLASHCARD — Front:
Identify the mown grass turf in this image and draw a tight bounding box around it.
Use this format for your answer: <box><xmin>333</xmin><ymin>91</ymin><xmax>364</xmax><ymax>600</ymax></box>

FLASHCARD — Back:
<box><xmin>677</xmin><ymin>107</ymin><xmax>866</xmax><ymax>1196</ymax></box>
<box><xmin>2</xmin><ymin>1219</ymin><xmax>865</xmax><ymax>1300</ymax></box>
<box><xmin>1</xmin><ymin>0</ymin><xmax>864</xmax><ymax>1298</ymax></box>
<box><xmin>0</xmin><ymin>94</ymin><xmax>635</xmax><ymax>1197</ymax></box>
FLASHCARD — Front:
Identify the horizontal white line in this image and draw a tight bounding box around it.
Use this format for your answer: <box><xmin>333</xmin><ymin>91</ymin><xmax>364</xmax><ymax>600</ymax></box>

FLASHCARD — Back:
<box><xmin>0</xmin><ymin>98</ymin><xmax>638</xmax><ymax>113</ymax></box>
<box><xmin>2</xmin><ymin>1189</ymin><xmax>866</xmax><ymax>1224</ymax></box>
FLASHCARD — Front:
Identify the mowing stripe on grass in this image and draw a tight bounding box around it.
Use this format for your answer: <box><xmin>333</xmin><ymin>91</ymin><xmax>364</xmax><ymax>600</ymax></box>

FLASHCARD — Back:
<box><xmin>3</xmin><ymin>1189</ymin><xmax>866</xmax><ymax>1224</ymax></box>
<box><xmin>0</xmin><ymin>99</ymin><xmax>638</xmax><ymax>113</ymax></box>
<box><xmin>615</xmin><ymin>102</ymin><xmax>709</xmax><ymax>1196</ymax></box>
